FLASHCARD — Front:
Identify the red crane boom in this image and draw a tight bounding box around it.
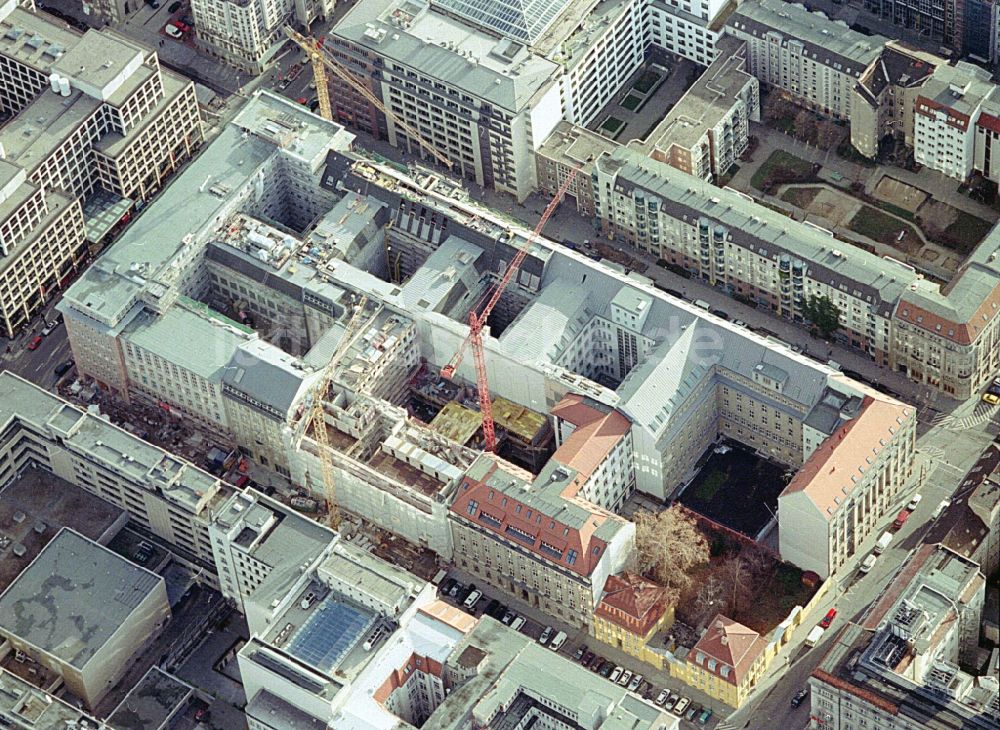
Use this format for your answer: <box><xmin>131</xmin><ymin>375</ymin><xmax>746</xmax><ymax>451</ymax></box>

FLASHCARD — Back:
<box><xmin>441</xmin><ymin>168</ymin><xmax>581</xmax><ymax>451</ymax></box>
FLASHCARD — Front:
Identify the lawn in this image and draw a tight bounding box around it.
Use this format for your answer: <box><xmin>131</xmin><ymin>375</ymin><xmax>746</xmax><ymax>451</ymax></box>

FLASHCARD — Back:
<box><xmin>943</xmin><ymin>210</ymin><xmax>994</xmax><ymax>254</ymax></box>
<box><xmin>780</xmin><ymin>186</ymin><xmax>820</xmax><ymax>209</ymax></box>
<box><xmin>848</xmin><ymin>205</ymin><xmax>920</xmax><ymax>245</ymax></box>
<box><xmin>750</xmin><ymin>150</ymin><xmax>817</xmax><ymax>192</ymax></box>
<box><xmin>621</xmin><ymin>93</ymin><xmax>643</xmax><ymax>112</ymax></box>
<box><xmin>632</xmin><ymin>69</ymin><xmax>663</xmax><ymax>95</ymax></box>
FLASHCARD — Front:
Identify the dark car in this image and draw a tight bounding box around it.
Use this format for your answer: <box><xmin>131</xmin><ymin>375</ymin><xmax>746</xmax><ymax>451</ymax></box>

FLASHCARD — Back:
<box><xmin>581</xmin><ymin>650</ymin><xmax>594</xmax><ymax>666</ymax></box>
<box><xmin>664</xmin><ymin>288</ymin><xmax>685</xmax><ymax>299</ymax></box>
<box><xmin>54</xmin><ymin>360</ymin><xmax>73</xmax><ymax>377</ymax></box>
<box><xmin>711</xmin><ymin>309</ymin><xmax>730</xmax><ymax>320</ymax></box>
<box><xmin>457</xmin><ymin>583</ymin><xmax>475</xmax><ymax>603</ymax></box>
<box><xmin>791</xmin><ymin>688</ymin><xmax>809</xmax><ymax>708</ymax></box>
<box><xmin>485</xmin><ymin>598</ymin><xmax>500</xmax><ymax>616</ymax></box>
<box><xmin>588</xmin><ymin>654</ymin><xmax>603</xmax><ymax>671</ymax></box>
<box><xmin>440</xmin><ymin>578</ymin><xmax>456</xmax><ymax>595</ymax></box>
<box><xmin>168</xmin><ymin>0</ymin><xmax>181</xmax><ymax>10</ymax></box>
<box><xmin>597</xmin><ymin>661</ymin><xmax>613</xmax><ymax>677</ymax></box>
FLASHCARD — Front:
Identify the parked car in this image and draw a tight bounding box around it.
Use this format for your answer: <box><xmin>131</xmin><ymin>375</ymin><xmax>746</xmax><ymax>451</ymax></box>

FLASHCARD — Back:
<box><xmin>609</xmin><ymin>667</ymin><xmax>623</xmax><ymax>683</ymax></box>
<box><xmin>538</xmin><ymin>626</ymin><xmax>553</xmax><ymax>645</ymax></box>
<box><xmin>447</xmin><ymin>581</ymin><xmax>461</xmax><ymax>598</ymax></box>
<box><xmin>627</xmin><ymin>673</ymin><xmax>643</xmax><ymax>692</ymax></box>
<box><xmin>711</xmin><ymin>308</ymin><xmax>729</xmax><ymax>320</ymax></box>
<box><xmin>456</xmin><ymin>583</ymin><xmax>473</xmax><ymax>602</ymax></box>
<box><xmin>907</xmin><ymin>493</ymin><xmax>923</xmax><ymax>511</ymax></box>
<box><xmin>168</xmin><ymin>0</ymin><xmax>181</xmax><ymax>11</ymax></box>
<box><xmin>573</xmin><ymin>645</ymin><xmax>587</xmax><ymax>662</ymax></box>
<box><xmin>587</xmin><ymin>654</ymin><xmax>602</xmax><ymax>671</ymax></box>
<box><xmin>40</xmin><ymin>320</ymin><xmax>61</xmax><ymax>336</ymax></box>
<box><xmin>655</xmin><ymin>690</ymin><xmax>669</xmax><ymax>706</ymax></box>
<box><xmin>164</xmin><ymin>23</ymin><xmax>183</xmax><ymax>38</ymax></box>
<box><xmin>172</xmin><ymin>19</ymin><xmax>190</xmax><ymax>31</ymax></box>
<box><xmin>673</xmin><ymin>697</ymin><xmax>690</xmax><ymax>716</ymax></box>
<box><xmin>820</xmin><ymin>608</ymin><xmax>838</xmax><ymax>629</ymax></box>
<box><xmin>663</xmin><ymin>693</ymin><xmax>677</xmax><ymax>711</ymax></box>
<box><xmin>501</xmin><ymin>610</ymin><xmax>514</xmax><ymax>624</ymax></box>
<box><xmin>296</xmin><ymin>96</ymin><xmax>308</xmax><ymax>105</ymax></box>
<box><xmin>462</xmin><ymin>589</ymin><xmax>482</xmax><ymax>610</ymax></box>
<box><xmin>27</xmin><ymin>335</ymin><xmax>42</xmax><ymax>350</ymax></box>
<box><xmin>54</xmin><ymin>360</ymin><xmax>73</xmax><ymax>377</ymax></box>
<box><xmin>484</xmin><ymin>599</ymin><xmax>500</xmax><ymax>617</ymax></box>
<box><xmin>859</xmin><ymin>554</ymin><xmax>877</xmax><ymax>575</ymax></box>
<box><xmin>617</xmin><ymin>670</ymin><xmax>632</xmax><ymax>687</ymax></box>
<box><xmin>933</xmin><ymin>499</ymin><xmax>951</xmax><ymax>518</ymax></box>
<box><xmin>509</xmin><ymin>616</ymin><xmax>525</xmax><ymax>631</ymax></box>
<box><xmin>791</xmin><ymin>688</ymin><xmax>809</xmax><ymax>708</ymax></box>
<box><xmin>549</xmin><ymin>631</ymin><xmax>567</xmax><ymax>652</ymax></box>
<box><xmin>145</xmin><ymin>0</ymin><xmax>160</xmax><ymax>8</ymax></box>
<box><xmin>893</xmin><ymin>509</ymin><xmax>911</xmax><ymax>530</ymax></box>
<box><xmin>581</xmin><ymin>650</ymin><xmax>594</xmax><ymax>666</ymax></box>
<box><xmin>733</xmin><ymin>319</ymin><xmax>746</xmax><ymax>327</ymax></box>
<box><xmin>441</xmin><ymin>578</ymin><xmax>456</xmax><ymax>595</ymax></box>
<box><xmin>697</xmin><ymin>708</ymin><xmax>713</xmax><ymax>725</ymax></box>
<box><xmin>598</xmin><ymin>662</ymin><xmax>613</xmax><ymax>678</ymax></box>
<box><xmin>686</xmin><ymin>703</ymin><xmax>701</xmax><ymax>721</ymax></box>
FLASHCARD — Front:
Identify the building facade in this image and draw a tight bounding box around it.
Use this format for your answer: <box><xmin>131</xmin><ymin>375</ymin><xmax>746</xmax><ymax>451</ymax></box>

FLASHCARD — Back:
<box><xmin>449</xmin><ymin>455</ymin><xmax>634</xmax><ymax>628</ymax></box>
<box><xmin>676</xmin><ymin>614</ymin><xmax>769</xmax><ymax>708</ymax></box>
<box><xmin>726</xmin><ymin>0</ymin><xmax>886</xmax><ymax>121</ymax></box>
<box><xmin>592</xmin><ymin>571</ymin><xmax>673</xmax><ymax>669</ymax></box>
<box><xmin>0</xmin><ymin>2</ymin><xmax>202</xmax><ymax>337</ymax></box>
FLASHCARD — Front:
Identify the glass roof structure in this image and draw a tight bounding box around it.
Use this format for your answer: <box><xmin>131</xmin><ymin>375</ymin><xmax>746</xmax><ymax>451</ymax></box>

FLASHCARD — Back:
<box><xmin>431</xmin><ymin>0</ymin><xmax>571</xmax><ymax>43</ymax></box>
<box><xmin>286</xmin><ymin>597</ymin><xmax>375</xmax><ymax>672</ymax></box>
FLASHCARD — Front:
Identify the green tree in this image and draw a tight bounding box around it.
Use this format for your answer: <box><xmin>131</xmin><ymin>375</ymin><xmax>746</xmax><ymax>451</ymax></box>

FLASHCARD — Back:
<box><xmin>803</xmin><ymin>295</ymin><xmax>842</xmax><ymax>338</ymax></box>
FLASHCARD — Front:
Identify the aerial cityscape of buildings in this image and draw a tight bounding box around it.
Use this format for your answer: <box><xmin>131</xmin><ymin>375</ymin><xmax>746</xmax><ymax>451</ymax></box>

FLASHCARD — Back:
<box><xmin>0</xmin><ymin>0</ymin><xmax>997</xmax><ymax>727</ymax></box>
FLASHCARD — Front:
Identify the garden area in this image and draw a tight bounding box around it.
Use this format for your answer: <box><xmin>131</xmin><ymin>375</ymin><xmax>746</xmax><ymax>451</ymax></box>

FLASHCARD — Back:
<box><xmin>750</xmin><ymin>150</ymin><xmax>819</xmax><ymax>193</ymax></box>
<box><xmin>634</xmin><ymin>505</ymin><xmax>818</xmax><ymax>636</ymax></box>
<box><xmin>847</xmin><ymin>205</ymin><xmax>922</xmax><ymax>250</ymax></box>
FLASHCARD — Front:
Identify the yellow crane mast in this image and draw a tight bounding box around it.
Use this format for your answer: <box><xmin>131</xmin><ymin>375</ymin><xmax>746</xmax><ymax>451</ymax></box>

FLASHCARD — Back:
<box><xmin>283</xmin><ymin>27</ymin><xmax>454</xmax><ymax>169</ymax></box>
<box><xmin>307</xmin><ymin>294</ymin><xmax>371</xmax><ymax>530</ymax></box>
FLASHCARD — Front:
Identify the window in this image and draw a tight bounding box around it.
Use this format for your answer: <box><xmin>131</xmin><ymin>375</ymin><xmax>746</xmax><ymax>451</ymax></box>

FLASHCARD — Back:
<box><xmin>566</xmin><ymin>549</ymin><xmax>578</xmax><ymax>565</ymax></box>
<box><xmin>466</xmin><ymin>499</ymin><xmax>478</xmax><ymax>516</ymax></box>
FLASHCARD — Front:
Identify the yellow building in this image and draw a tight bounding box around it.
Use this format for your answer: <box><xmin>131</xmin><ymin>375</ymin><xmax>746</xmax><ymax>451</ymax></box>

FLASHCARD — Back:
<box><xmin>592</xmin><ymin>572</ymin><xmax>674</xmax><ymax>669</ymax></box>
<box><xmin>675</xmin><ymin>614</ymin><xmax>768</xmax><ymax>708</ymax></box>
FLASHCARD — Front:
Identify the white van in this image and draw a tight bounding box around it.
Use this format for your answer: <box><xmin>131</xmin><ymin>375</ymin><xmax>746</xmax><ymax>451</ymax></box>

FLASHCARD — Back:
<box><xmin>463</xmin><ymin>589</ymin><xmax>482</xmax><ymax>610</ymax></box>
<box><xmin>510</xmin><ymin>616</ymin><xmax>526</xmax><ymax>631</ymax></box>
<box><xmin>932</xmin><ymin>499</ymin><xmax>951</xmax><ymax>519</ymax></box>
<box><xmin>549</xmin><ymin>631</ymin><xmax>567</xmax><ymax>652</ymax></box>
<box><xmin>874</xmin><ymin>531</ymin><xmax>892</xmax><ymax>555</ymax></box>
<box><xmin>859</xmin><ymin>554</ymin><xmax>877</xmax><ymax>574</ymax></box>
<box><xmin>694</xmin><ymin>299</ymin><xmax>711</xmax><ymax>311</ymax></box>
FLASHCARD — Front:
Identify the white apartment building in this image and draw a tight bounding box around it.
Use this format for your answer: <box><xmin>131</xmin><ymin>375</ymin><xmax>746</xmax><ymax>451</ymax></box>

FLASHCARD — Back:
<box><xmin>646</xmin><ymin>37</ymin><xmax>758</xmax><ymax>182</ymax></box>
<box><xmin>914</xmin><ymin>62</ymin><xmax>996</xmax><ymax>180</ymax></box>
<box><xmin>191</xmin><ymin>0</ymin><xmax>333</xmax><ymax>73</ymax></box>
<box><xmin>809</xmin><ymin>546</ymin><xmax>996</xmax><ymax>730</ymax></box>
<box><xmin>0</xmin><ymin>371</ymin><xmax>233</xmax><ymax>583</ymax></box>
<box><xmin>778</xmin><ymin>384</ymin><xmax>916</xmax><ymax>578</ymax></box>
<box><xmin>647</xmin><ymin>0</ymin><xmax>728</xmax><ymax>66</ymax></box>
<box><xmin>328</xmin><ymin>0</ymin><xmax>646</xmax><ymax>202</ymax></box>
<box><xmin>0</xmin><ymin>2</ymin><xmax>202</xmax><ymax>337</ymax></box>
<box><xmin>726</xmin><ymin>0</ymin><xmax>886</xmax><ymax>120</ymax></box>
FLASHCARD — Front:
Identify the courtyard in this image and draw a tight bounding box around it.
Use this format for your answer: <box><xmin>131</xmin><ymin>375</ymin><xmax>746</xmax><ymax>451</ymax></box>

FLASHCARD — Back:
<box><xmin>677</xmin><ymin>440</ymin><xmax>790</xmax><ymax>539</ymax></box>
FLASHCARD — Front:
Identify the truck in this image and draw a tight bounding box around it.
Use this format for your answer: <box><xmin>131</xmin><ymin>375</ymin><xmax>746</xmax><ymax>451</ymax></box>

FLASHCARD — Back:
<box><xmin>805</xmin><ymin>625</ymin><xmax>825</xmax><ymax>648</ymax></box>
<box><xmin>892</xmin><ymin>509</ymin><xmax>911</xmax><ymax>530</ymax></box>
<box><xmin>874</xmin><ymin>531</ymin><xmax>893</xmax><ymax>555</ymax></box>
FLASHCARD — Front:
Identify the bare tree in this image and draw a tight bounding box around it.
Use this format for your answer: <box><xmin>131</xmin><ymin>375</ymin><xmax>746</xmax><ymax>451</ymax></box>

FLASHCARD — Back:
<box><xmin>634</xmin><ymin>506</ymin><xmax>710</xmax><ymax>598</ymax></box>
<box><xmin>720</xmin><ymin>554</ymin><xmax>754</xmax><ymax>616</ymax></box>
<box><xmin>817</xmin><ymin>120</ymin><xmax>840</xmax><ymax>151</ymax></box>
<box><xmin>794</xmin><ymin>109</ymin><xmax>818</xmax><ymax>145</ymax></box>
<box><xmin>689</xmin><ymin>574</ymin><xmax>730</xmax><ymax>628</ymax></box>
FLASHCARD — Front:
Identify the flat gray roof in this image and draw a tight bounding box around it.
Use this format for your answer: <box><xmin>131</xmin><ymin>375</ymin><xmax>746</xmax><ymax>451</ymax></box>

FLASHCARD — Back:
<box><xmin>107</xmin><ymin>667</ymin><xmax>193</xmax><ymax>730</ymax></box>
<box><xmin>0</xmin><ymin>529</ymin><xmax>165</xmax><ymax>669</ymax></box>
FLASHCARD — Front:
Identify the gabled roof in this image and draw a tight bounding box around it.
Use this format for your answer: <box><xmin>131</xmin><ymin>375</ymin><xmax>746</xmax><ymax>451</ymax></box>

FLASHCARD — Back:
<box><xmin>688</xmin><ymin>614</ymin><xmax>767</xmax><ymax>685</ymax></box>
<box><xmin>781</xmin><ymin>393</ymin><xmax>913</xmax><ymax>521</ymax></box>
<box><xmin>595</xmin><ymin>572</ymin><xmax>668</xmax><ymax>635</ymax></box>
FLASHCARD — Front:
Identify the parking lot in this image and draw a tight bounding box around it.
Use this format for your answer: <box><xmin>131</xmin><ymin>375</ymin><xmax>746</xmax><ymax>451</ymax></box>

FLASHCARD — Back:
<box><xmin>438</xmin><ymin>571</ymin><xmax>724</xmax><ymax>728</ymax></box>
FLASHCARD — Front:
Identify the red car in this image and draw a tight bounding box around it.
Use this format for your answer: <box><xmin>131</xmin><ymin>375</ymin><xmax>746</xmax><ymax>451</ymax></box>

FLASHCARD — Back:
<box><xmin>296</xmin><ymin>96</ymin><xmax>308</xmax><ymax>105</ymax></box>
<box><xmin>819</xmin><ymin>608</ymin><xmax>837</xmax><ymax>629</ymax></box>
<box><xmin>172</xmin><ymin>19</ymin><xmax>191</xmax><ymax>32</ymax></box>
<box><xmin>27</xmin><ymin>335</ymin><xmax>42</xmax><ymax>351</ymax></box>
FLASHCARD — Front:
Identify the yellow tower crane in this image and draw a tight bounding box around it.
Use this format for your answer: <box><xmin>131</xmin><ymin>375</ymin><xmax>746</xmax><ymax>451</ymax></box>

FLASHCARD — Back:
<box><xmin>306</xmin><ymin>294</ymin><xmax>371</xmax><ymax>530</ymax></box>
<box><xmin>283</xmin><ymin>27</ymin><xmax>454</xmax><ymax>169</ymax></box>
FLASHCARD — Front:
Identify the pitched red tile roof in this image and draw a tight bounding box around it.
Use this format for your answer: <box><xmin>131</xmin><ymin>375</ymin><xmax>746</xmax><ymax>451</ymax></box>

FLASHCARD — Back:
<box><xmin>595</xmin><ymin>571</ymin><xmax>668</xmax><ymax>635</ymax></box>
<box><xmin>688</xmin><ymin>614</ymin><xmax>767</xmax><ymax>686</ymax></box>
<box><xmin>551</xmin><ymin>395</ymin><xmax>631</xmax><ymax>498</ymax></box>
<box><xmin>896</xmin><ymin>282</ymin><xmax>1000</xmax><ymax>345</ymax></box>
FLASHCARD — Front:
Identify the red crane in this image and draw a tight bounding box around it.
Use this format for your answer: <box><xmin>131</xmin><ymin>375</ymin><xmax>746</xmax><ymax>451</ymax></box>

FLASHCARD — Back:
<box><xmin>441</xmin><ymin>168</ymin><xmax>581</xmax><ymax>451</ymax></box>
